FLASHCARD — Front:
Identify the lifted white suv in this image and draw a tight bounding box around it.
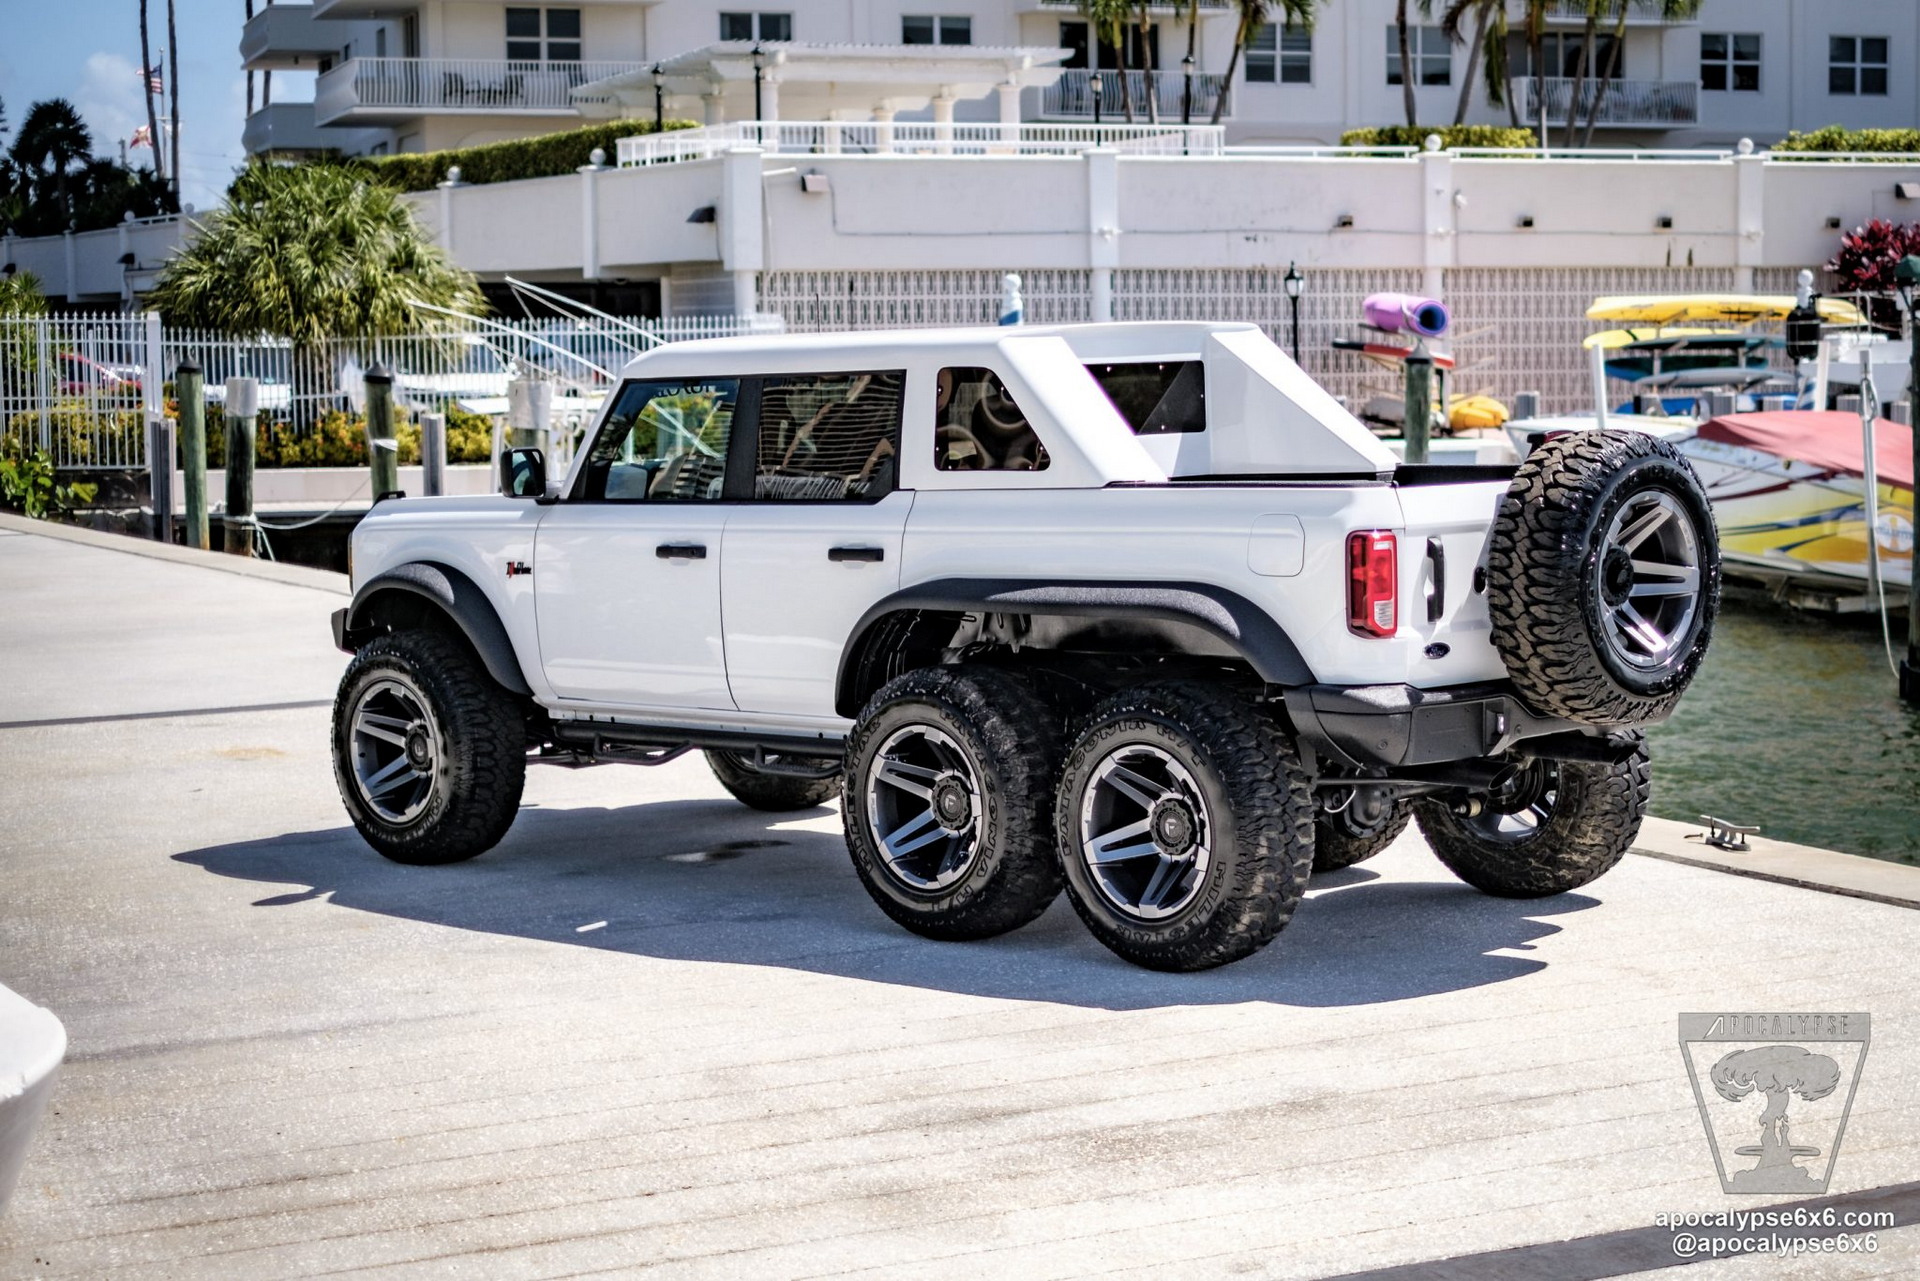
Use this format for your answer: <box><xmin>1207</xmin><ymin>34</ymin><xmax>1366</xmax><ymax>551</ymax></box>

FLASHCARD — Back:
<box><xmin>331</xmin><ymin>322</ymin><xmax>1719</xmax><ymax>971</ymax></box>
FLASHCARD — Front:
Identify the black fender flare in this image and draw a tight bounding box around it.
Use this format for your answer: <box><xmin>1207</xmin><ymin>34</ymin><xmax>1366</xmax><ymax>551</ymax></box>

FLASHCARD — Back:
<box><xmin>835</xmin><ymin>578</ymin><xmax>1314</xmax><ymax>715</ymax></box>
<box><xmin>333</xmin><ymin>561</ymin><xmax>532</xmax><ymax>696</ymax></box>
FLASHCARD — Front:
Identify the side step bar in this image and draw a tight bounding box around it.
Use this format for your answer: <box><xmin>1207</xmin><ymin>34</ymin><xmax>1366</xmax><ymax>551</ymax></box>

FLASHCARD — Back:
<box><xmin>540</xmin><ymin>721</ymin><xmax>844</xmax><ymax>775</ymax></box>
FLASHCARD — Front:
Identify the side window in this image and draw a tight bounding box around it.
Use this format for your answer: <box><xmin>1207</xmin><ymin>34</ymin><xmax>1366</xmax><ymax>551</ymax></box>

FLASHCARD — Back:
<box><xmin>576</xmin><ymin>378</ymin><xmax>738</xmax><ymax>501</ymax></box>
<box><xmin>1086</xmin><ymin>360</ymin><xmax>1206</xmax><ymax>435</ymax></box>
<box><xmin>935</xmin><ymin>367</ymin><xmax>1050</xmax><ymax>471</ymax></box>
<box><xmin>755</xmin><ymin>370</ymin><xmax>904</xmax><ymax>500</ymax></box>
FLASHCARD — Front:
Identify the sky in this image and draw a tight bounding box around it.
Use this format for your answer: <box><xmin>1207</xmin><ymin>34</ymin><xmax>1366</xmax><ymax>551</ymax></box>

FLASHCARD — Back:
<box><xmin>0</xmin><ymin>0</ymin><xmax>277</xmax><ymax>211</ymax></box>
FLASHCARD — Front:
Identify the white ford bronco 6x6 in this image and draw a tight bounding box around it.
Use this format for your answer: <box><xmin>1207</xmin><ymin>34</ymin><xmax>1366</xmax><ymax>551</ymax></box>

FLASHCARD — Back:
<box><xmin>331</xmin><ymin>322</ymin><xmax>1719</xmax><ymax>971</ymax></box>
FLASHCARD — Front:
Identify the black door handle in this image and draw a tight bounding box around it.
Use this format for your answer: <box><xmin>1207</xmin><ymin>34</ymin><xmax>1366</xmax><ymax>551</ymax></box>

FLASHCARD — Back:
<box><xmin>656</xmin><ymin>542</ymin><xmax>707</xmax><ymax>560</ymax></box>
<box><xmin>829</xmin><ymin>545</ymin><xmax>885</xmax><ymax>563</ymax></box>
<box><xmin>1426</xmin><ymin>538</ymin><xmax>1446</xmax><ymax>622</ymax></box>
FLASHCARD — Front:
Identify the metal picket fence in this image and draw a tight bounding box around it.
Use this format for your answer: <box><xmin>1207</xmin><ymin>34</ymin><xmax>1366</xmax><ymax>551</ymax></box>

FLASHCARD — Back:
<box><xmin>0</xmin><ymin>312</ymin><xmax>781</xmax><ymax>468</ymax></box>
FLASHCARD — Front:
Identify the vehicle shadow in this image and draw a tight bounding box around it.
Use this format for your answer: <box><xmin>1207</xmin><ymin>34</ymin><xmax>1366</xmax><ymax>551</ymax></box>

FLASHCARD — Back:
<box><xmin>173</xmin><ymin>799</ymin><xmax>1600</xmax><ymax>1011</ymax></box>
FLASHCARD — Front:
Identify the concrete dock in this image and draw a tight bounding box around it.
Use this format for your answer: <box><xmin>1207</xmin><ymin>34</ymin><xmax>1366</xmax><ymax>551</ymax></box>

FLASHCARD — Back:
<box><xmin>2</xmin><ymin>513</ymin><xmax>1917</xmax><ymax>1279</ymax></box>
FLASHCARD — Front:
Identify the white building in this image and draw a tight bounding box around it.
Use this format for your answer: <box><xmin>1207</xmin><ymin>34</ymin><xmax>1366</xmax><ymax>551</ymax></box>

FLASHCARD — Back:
<box><xmin>239</xmin><ymin>0</ymin><xmax>1920</xmax><ymax>158</ymax></box>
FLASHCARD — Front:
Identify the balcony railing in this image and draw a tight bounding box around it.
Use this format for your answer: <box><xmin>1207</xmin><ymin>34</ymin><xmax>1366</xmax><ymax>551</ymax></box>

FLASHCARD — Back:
<box><xmin>1529</xmin><ymin>0</ymin><xmax>1699</xmax><ymax>23</ymax></box>
<box><xmin>1514</xmin><ymin>76</ymin><xmax>1699</xmax><ymax>128</ymax></box>
<box><xmin>1027</xmin><ymin>0</ymin><xmax>1227</xmax><ymax>10</ymax></box>
<box><xmin>314</xmin><ymin>58</ymin><xmax>645</xmax><ymax>123</ymax></box>
<box><xmin>616</xmin><ymin>120</ymin><xmax>1226</xmax><ymax>166</ymax></box>
<box><xmin>1039</xmin><ymin>70</ymin><xmax>1230</xmax><ymax>122</ymax></box>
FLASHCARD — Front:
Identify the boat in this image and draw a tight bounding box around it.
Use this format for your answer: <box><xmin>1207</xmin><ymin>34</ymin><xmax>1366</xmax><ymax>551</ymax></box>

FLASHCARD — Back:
<box><xmin>1686</xmin><ymin>410</ymin><xmax>1913</xmax><ymax>602</ymax></box>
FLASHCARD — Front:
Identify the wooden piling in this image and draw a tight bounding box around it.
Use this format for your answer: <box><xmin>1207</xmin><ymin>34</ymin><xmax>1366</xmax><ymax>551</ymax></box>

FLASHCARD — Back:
<box><xmin>365</xmin><ymin>363</ymin><xmax>399</xmax><ymax>500</ymax></box>
<box><xmin>177</xmin><ymin>359</ymin><xmax>208</xmax><ymax>550</ymax></box>
<box><xmin>223</xmin><ymin>377</ymin><xmax>258</xmax><ymax>558</ymax></box>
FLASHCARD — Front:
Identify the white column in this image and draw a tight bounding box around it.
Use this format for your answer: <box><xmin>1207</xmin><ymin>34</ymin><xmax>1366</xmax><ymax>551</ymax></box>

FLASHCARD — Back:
<box><xmin>872</xmin><ymin>104</ymin><xmax>896</xmax><ymax>153</ymax></box>
<box><xmin>579</xmin><ymin>160</ymin><xmax>601</xmax><ymax>280</ymax></box>
<box><xmin>760</xmin><ymin>76</ymin><xmax>780</xmax><ymax>126</ymax></box>
<box><xmin>932</xmin><ymin>91</ymin><xmax>956</xmax><ymax>154</ymax></box>
<box><xmin>995</xmin><ymin>81</ymin><xmax>1021</xmax><ymax>153</ymax></box>
<box><xmin>720</xmin><ymin>146</ymin><xmax>765</xmax><ymax>318</ymax></box>
<box><xmin>1419</xmin><ymin>142</ymin><xmax>1454</xmax><ymax>301</ymax></box>
<box><xmin>704</xmin><ymin>84</ymin><xmax>725</xmax><ymax>126</ymax></box>
<box><xmin>1086</xmin><ymin>147</ymin><xmax>1119</xmax><ymax>322</ymax></box>
<box><xmin>1733</xmin><ymin>138</ymin><xmax>1763</xmax><ymax>294</ymax></box>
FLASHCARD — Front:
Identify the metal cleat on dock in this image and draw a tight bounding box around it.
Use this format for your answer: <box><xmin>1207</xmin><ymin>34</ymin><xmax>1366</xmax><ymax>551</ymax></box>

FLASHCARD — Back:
<box><xmin>1692</xmin><ymin>814</ymin><xmax>1761</xmax><ymax>852</ymax></box>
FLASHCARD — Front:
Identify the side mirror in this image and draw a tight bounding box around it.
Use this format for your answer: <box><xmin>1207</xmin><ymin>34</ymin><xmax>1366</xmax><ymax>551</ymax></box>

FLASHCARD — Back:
<box><xmin>501</xmin><ymin>447</ymin><xmax>546</xmax><ymax>499</ymax></box>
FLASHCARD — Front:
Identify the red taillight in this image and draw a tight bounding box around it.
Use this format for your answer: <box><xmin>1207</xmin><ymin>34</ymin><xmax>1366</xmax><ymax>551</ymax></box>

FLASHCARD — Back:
<box><xmin>1347</xmin><ymin>531</ymin><xmax>1398</xmax><ymax>637</ymax></box>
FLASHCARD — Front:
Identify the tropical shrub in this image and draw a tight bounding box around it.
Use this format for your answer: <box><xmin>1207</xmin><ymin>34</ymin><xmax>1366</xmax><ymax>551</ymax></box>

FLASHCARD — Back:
<box><xmin>0</xmin><ymin>269</ymin><xmax>47</xmax><ymax>316</ymax></box>
<box><xmin>1339</xmin><ymin>125</ymin><xmax>1537</xmax><ymax>150</ymax></box>
<box><xmin>1774</xmin><ymin>127</ymin><xmax>1920</xmax><ymax>156</ymax></box>
<box><xmin>360</xmin><ymin>119</ymin><xmax>699</xmax><ymax>193</ymax></box>
<box><xmin>4</xmin><ymin>403</ymin><xmax>143</xmax><ymax>468</ymax></box>
<box><xmin>0</xmin><ymin>436</ymin><xmax>97</xmax><ymax>519</ymax></box>
<box><xmin>151</xmin><ymin>162</ymin><xmax>484</xmax><ymax>342</ymax></box>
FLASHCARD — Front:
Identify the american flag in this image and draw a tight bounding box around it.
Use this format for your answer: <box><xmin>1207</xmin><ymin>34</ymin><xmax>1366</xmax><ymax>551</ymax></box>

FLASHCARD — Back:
<box><xmin>130</xmin><ymin>125</ymin><xmax>153</xmax><ymax>150</ymax></box>
<box><xmin>142</xmin><ymin>62</ymin><xmax>164</xmax><ymax>94</ymax></box>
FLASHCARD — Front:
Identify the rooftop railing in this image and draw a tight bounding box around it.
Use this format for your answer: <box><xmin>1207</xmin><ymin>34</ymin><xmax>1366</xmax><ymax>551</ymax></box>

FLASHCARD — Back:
<box><xmin>614</xmin><ymin>120</ymin><xmax>1227</xmax><ymax>166</ymax></box>
<box><xmin>314</xmin><ymin>57</ymin><xmax>644</xmax><ymax>123</ymax></box>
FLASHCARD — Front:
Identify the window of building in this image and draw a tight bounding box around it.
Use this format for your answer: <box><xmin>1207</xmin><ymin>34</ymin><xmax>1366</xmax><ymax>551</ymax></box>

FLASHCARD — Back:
<box><xmin>1385</xmin><ymin>26</ymin><xmax>1450</xmax><ymax>87</ymax></box>
<box><xmin>935</xmin><ymin>368</ymin><xmax>1048</xmax><ymax>471</ymax></box>
<box><xmin>721</xmin><ymin>12</ymin><xmax>792</xmax><ymax>42</ymax></box>
<box><xmin>577</xmin><ymin>379</ymin><xmax>739</xmax><ymax>502</ymax></box>
<box><xmin>375</xmin><ymin>26</ymin><xmax>387</xmax><ymax>58</ymax></box>
<box><xmin>1700</xmin><ymin>33</ymin><xmax>1760</xmax><ymax>91</ymax></box>
<box><xmin>1829</xmin><ymin>36</ymin><xmax>1889</xmax><ymax>96</ymax></box>
<box><xmin>903</xmin><ymin>15</ymin><xmax>972</xmax><ymax>46</ymax></box>
<box><xmin>506</xmin><ymin>8</ymin><xmax>581</xmax><ymax>63</ymax></box>
<box><xmin>1247</xmin><ymin>25</ymin><xmax>1312</xmax><ymax>85</ymax></box>
<box><xmin>755</xmin><ymin>372</ymin><xmax>903</xmax><ymax>500</ymax></box>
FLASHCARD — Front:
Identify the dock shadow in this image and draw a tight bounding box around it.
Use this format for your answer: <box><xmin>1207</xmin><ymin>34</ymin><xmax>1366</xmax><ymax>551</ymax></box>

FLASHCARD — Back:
<box><xmin>173</xmin><ymin>799</ymin><xmax>1598</xmax><ymax>1012</ymax></box>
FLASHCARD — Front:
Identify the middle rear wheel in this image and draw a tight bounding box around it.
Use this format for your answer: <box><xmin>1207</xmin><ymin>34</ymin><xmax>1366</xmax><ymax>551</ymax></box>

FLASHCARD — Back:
<box><xmin>1056</xmin><ymin>682</ymin><xmax>1314</xmax><ymax>972</ymax></box>
<box><xmin>843</xmin><ymin>666</ymin><xmax>1064</xmax><ymax>941</ymax></box>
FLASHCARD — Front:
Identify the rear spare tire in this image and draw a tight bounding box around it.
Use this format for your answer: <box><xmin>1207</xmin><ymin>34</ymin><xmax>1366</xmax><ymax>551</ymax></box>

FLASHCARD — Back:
<box><xmin>1486</xmin><ymin>430</ymin><xmax>1719</xmax><ymax>726</ymax></box>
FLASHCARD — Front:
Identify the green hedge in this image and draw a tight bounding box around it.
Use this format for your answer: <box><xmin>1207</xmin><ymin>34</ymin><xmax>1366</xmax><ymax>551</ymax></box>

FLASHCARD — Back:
<box><xmin>361</xmin><ymin>119</ymin><xmax>701</xmax><ymax>192</ymax></box>
<box><xmin>1772</xmin><ymin>126</ymin><xmax>1920</xmax><ymax>155</ymax></box>
<box><xmin>1339</xmin><ymin>125</ymin><xmax>1537</xmax><ymax>150</ymax></box>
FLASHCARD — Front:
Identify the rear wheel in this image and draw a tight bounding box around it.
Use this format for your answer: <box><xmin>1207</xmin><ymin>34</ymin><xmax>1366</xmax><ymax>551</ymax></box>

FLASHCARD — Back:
<box><xmin>1414</xmin><ymin>739</ymin><xmax>1650</xmax><ymax>898</ymax></box>
<box><xmin>332</xmin><ymin>630</ymin><xmax>526</xmax><ymax>865</ymax></box>
<box><xmin>706</xmin><ymin>750</ymin><xmax>840</xmax><ymax>812</ymax></box>
<box><xmin>843</xmin><ymin>666</ymin><xmax>1064</xmax><ymax>941</ymax></box>
<box><xmin>1056</xmin><ymin>682</ymin><xmax>1314</xmax><ymax>972</ymax></box>
<box><xmin>1313</xmin><ymin>788</ymin><xmax>1413</xmax><ymax>873</ymax></box>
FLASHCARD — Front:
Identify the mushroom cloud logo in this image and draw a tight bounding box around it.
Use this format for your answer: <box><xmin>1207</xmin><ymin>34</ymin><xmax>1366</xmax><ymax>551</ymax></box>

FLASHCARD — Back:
<box><xmin>1680</xmin><ymin>1014</ymin><xmax>1869</xmax><ymax>1195</ymax></box>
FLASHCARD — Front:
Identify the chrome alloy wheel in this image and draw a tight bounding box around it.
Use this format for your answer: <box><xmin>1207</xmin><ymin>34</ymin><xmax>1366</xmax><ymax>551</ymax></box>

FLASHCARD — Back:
<box><xmin>348</xmin><ymin>675</ymin><xmax>442</xmax><ymax>825</ymax></box>
<box><xmin>1078</xmin><ymin>744</ymin><xmax>1213</xmax><ymax>921</ymax></box>
<box><xmin>865</xmin><ymin>724</ymin><xmax>983</xmax><ymax>893</ymax></box>
<box><xmin>1595</xmin><ymin>490</ymin><xmax>1703</xmax><ymax>671</ymax></box>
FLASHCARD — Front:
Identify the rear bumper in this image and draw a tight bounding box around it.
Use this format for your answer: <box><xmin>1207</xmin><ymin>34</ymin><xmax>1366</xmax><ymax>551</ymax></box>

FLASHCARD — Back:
<box><xmin>1283</xmin><ymin>681</ymin><xmax>1598</xmax><ymax>769</ymax></box>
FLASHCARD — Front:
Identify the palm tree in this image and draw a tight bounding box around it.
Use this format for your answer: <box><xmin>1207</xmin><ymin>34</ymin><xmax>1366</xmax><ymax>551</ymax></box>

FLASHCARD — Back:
<box><xmin>166</xmin><ymin>0</ymin><xmax>182</xmax><ymax>208</ymax></box>
<box><xmin>1441</xmin><ymin>0</ymin><xmax>1512</xmax><ymax>126</ymax></box>
<box><xmin>1137</xmin><ymin>2</ymin><xmax>1160</xmax><ymax>123</ymax></box>
<box><xmin>1577</xmin><ymin>0</ymin><xmax>1703</xmax><ymax>146</ymax></box>
<box><xmin>1394</xmin><ymin>0</ymin><xmax>1418</xmax><ymax>127</ymax></box>
<box><xmin>151</xmin><ymin>162</ymin><xmax>485</xmax><ymax>343</ymax></box>
<box><xmin>139</xmin><ymin>0</ymin><xmax>165</xmax><ymax>187</ymax></box>
<box><xmin>1560</xmin><ymin>0</ymin><xmax>1602</xmax><ymax>148</ymax></box>
<box><xmin>1213</xmin><ymin>0</ymin><xmax>1322</xmax><ymax>125</ymax></box>
<box><xmin>1081</xmin><ymin>0</ymin><xmax>1136</xmax><ymax>122</ymax></box>
<box><xmin>10</xmin><ymin>100</ymin><xmax>93</xmax><ymax>229</ymax></box>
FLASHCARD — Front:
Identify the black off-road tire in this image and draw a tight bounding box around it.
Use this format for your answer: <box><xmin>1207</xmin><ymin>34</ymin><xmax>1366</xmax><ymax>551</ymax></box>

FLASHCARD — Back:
<box><xmin>1414</xmin><ymin>738</ymin><xmax>1651</xmax><ymax>898</ymax></box>
<box><xmin>1488</xmin><ymin>431</ymin><xmax>1720</xmax><ymax>726</ymax></box>
<box><xmin>1313</xmin><ymin>796</ymin><xmax>1414</xmax><ymax>872</ymax></box>
<box><xmin>843</xmin><ymin>666</ymin><xmax>1064</xmax><ymax>941</ymax></box>
<box><xmin>1055</xmin><ymin>682</ymin><xmax>1314</xmax><ymax>972</ymax></box>
<box><xmin>332</xmin><ymin>630</ymin><xmax>527</xmax><ymax>865</ymax></box>
<box><xmin>706</xmin><ymin>750</ymin><xmax>841</xmax><ymax>812</ymax></box>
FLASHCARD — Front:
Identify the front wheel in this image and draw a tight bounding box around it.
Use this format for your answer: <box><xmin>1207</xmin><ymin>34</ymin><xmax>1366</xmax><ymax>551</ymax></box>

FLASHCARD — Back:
<box><xmin>1413</xmin><ymin>739</ymin><xmax>1650</xmax><ymax>898</ymax></box>
<box><xmin>1056</xmin><ymin>682</ymin><xmax>1314</xmax><ymax>972</ymax></box>
<box><xmin>332</xmin><ymin>630</ymin><xmax>527</xmax><ymax>865</ymax></box>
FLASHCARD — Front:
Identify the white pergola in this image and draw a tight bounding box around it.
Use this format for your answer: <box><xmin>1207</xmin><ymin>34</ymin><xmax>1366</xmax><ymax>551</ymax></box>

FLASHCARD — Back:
<box><xmin>574</xmin><ymin>41</ymin><xmax>1070</xmax><ymax>126</ymax></box>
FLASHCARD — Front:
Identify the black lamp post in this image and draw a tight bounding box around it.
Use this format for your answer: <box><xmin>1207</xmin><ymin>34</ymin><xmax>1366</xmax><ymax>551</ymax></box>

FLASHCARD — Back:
<box><xmin>1896</xmin><ymin>254</ymin><xmax>1920</xmax><ymax>704</ymax></box>
<box><xmin>652</xmin><ymin>63</ymin><xmax>665</xmax><ymax>132</ymax></box>
<box><xmin>1284</xmin><ymin>261</ymin><xmax>1305</xmax><ymax>362</ymax></box>
<box><xmin>751</xmin><ymin>43</ymin><xmax>766</xmax><ymax>123</ymax></box>
<box><xmin>1090</xmin><ymin>68</ymin><xmax>1103</xmax><ymax>139</ymax></box>
<box><xmin>1181</xmin><ymin>53</ymin><xmax>1195</xmax><ymax>126</ymax></box>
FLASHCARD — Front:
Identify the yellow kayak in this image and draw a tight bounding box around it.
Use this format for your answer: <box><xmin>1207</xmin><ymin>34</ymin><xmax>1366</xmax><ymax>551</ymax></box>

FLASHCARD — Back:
<box><xmin>1448</xmin><ymin>395</ymin><xmax>1509</xmax><ymax>431</ymax></box>
<box><xmin>1582</xmin><ymin>326</ymin><xmax>1732</xmax><ymax>350</ymax></box>
<box><xmin>1586</xmin><ymin>295</ymin><xmax>1866</xmax><ymax>326</ymax></box>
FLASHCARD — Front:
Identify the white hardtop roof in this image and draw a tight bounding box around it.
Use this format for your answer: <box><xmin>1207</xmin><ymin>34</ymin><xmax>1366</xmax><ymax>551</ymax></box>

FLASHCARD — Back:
<box><xmin>618</xmin><ymin>321</ymin><xmax>1263</xmax><ymax>379</ymax></box>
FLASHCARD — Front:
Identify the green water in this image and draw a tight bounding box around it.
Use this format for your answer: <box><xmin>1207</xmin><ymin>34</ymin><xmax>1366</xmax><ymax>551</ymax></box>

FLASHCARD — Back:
<box><xmin>1647</xmin><ymin>600</ymin><xmax>1920</xmax><ymax>863</ymax></box>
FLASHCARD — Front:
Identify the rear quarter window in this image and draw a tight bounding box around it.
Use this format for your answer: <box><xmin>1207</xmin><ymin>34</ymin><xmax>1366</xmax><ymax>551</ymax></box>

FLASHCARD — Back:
<box><xmin>1086</xmin><ymin>360</ymin><xmax>1206</xmax><ymax>434</ymax></box>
